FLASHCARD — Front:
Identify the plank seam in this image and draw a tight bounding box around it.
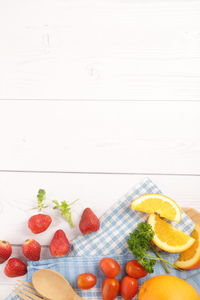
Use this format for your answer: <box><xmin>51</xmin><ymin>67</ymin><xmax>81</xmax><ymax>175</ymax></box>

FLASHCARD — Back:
<box><xmin>0</xmin><ymin>170</ymin><xmax>199</xmax><ymax>176</ymax></box>
<box><xmin>0</xmin><ymin>99</ymin><xmax>200</xmax><ymax>102</ymax></box>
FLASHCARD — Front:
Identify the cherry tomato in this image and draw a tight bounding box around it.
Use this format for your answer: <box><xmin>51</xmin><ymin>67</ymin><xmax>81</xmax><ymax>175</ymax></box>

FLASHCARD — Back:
<box><xmin>77</xmin><ymin>273</ymin><xmax>97</xmax><ymax>289</ymax></box>
<box><xmin>126</xmin><ymin>260</ymin><xmax>148</xmax><ymax>278</ymax></box>
<box><xmin>120</xmin><ymin>276</ymin><xmax>138</xmax><ymax>300</ymax></box>
<box><xmin>100</xmin><ymin>258</ymin><xmax>120</xmax><ymax>278</ymax></box>
<box><xmin>102</xmin><ymin>278</ymin><xmax>120</xmax><ymax>300</ymax></box>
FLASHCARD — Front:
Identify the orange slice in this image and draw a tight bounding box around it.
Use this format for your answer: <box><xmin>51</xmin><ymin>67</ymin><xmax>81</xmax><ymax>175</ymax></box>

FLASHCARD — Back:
<box><xmin>175</xmin><ymin>224</ymin><xmax>200</xmax><ymax>270</ymax></box>
<box><xmin>130</xmin><ymin>194</ymin><xmax>181</xmax><ymax>222</ymax></box>
<box><xmin>148</xmin><ymin>214</ymin><xmax>195</xmax><ymax>253</ymax></box>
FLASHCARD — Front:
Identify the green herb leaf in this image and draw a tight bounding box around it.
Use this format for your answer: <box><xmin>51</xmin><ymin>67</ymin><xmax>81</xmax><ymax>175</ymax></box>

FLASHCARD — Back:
<box><xmin>33</xmin><ymin>189</ymin><xmax>48</xmax><ymax>211</ymax></box>
<box><xmin>52</xmin><ymin>199</ymin><xmax>78</xmax><ymax>228</ymax></box>
<box><xmin>138</xmin><ymin>257</ymin><xmax>156</xmax><ymax>273</ymax></box>
<box><xmin>127</xmin><ymin>222</ymin><xmax>156</xmax><ymax>273</ymax></box>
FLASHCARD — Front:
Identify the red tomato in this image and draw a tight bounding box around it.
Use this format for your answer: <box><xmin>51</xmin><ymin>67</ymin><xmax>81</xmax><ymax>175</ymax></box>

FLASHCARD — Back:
<box><xmin>126</xmin><ymin>260</ymin><xmax>148</xmax><ymax>278</ymax></box>
<box><xmin>102</xmin><ymin>278</ymin><xmax>120</xmax><ymax>300</ymax></box>
<box><xmin>77</xmin><ymin>273</ymin><xmax>97</xmax><ymax>290</ymax></box>
<box><xmin>100</xmin><ymin>258</ymin><xmax>120</xmax><ymax>278</ymax></box>
<box><xmin>120</xmin><ymin>276</ymin><xmax>138</xmax><ymax>300</ymax></box>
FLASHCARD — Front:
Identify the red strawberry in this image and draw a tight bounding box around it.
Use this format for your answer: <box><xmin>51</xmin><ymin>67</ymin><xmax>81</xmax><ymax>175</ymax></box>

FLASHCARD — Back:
<box><xmin>50</xmin><ymin>229</ymin><xmax>70</xmax><ymax>257</ymax></box>
<box><xmin>0</xmin><ymin>240</ymin><xmax>12</xmax><ymax>264</ymax></box>
<box><xmin>28</xmin><ymin>214</ymin><xmax>52</xmax><ymax>234</ymax></box>
<box><xmin>4</xmin><ymin>258</ymin><xmax>27</xmax><ymax>277</ymax></box>
<box><xmin>22</xmin><ymin>239</ymin><xmax>41</xmax><ymax>261</ymax></box>
<box><xmin>79</xmin><ymin>208</ymin><xmax>100</xmax><ymax>235</ymax></box>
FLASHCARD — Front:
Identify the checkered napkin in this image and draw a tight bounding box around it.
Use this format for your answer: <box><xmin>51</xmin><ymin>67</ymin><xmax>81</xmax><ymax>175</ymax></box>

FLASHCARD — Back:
<box><xmin>6</xmin><ymin>178</ymin><xmax>200</xmax><ymax>299</ymax></box>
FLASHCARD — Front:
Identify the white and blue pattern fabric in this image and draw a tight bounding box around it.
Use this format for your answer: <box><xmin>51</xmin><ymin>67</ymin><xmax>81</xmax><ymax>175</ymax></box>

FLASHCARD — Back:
<box><xmin>5</xmin><ymin>178</ymin><xmax>200</xmax><ymax>299</ymax></box>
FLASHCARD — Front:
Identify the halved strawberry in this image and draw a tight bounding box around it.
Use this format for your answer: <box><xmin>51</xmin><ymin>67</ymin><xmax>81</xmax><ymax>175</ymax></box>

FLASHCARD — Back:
<box><xmin>28</xmin><ymin>214</ymin><xmax>52</xmax><ymax>234</ymax></box>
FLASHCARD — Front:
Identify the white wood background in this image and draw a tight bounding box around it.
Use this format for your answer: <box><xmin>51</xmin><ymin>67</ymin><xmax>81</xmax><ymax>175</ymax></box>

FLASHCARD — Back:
<box><xmin>0</xmin><ymin>102</ymin><xmax>200</xmax><ymax>298</ymax></box>
<box><xmin>0</xmin><ymin>0</ymin><xmax>200</xmax><ymax>100</ymax></box>
<box><xmin>0</xmin><ymin>0</ymin><xmax>200</xmax><ymax>298</ymax></box>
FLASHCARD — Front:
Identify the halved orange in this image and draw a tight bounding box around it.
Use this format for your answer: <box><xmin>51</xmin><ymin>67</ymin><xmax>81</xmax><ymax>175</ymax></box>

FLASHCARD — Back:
<box><xmin>130</xmin><ymin>194</ymin><xmax>181</xmax><ymax>222</ymax></box>
<box><xmin>175</xmin><ymin>224</ymin><xmax>200</xmax><ymax>270</ymax></box>
<box><xmin>148</xmin><ymin>214</ymin><xmax>195</xmax><ymax>253</ymax></box>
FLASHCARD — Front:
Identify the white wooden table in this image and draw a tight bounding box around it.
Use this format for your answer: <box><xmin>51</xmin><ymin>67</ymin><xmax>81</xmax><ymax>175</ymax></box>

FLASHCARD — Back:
<box><xmin>0</xmin><ymin>0</ymin><xmax>200</xmax><ymax>298</ymax></box>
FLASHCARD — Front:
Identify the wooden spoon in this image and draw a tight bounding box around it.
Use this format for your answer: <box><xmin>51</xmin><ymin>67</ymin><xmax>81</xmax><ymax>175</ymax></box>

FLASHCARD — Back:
<box><xmin>32</xmin><ymin>269</ymin><xmax>83</xmax><ymax>300</ymax></box>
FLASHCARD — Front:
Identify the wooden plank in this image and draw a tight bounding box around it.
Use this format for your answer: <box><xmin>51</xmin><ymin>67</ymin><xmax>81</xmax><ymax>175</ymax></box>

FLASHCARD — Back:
<box><xmin>0</xmin><ymin>285</ymin><xmax>14</xmax><ymax>300</ymax></box>
<box><xmin>0</xmin><ymin>0</ymin><xmax>200</xmax><ymax>100</ymax></box>
<box><xmin>0</xmin><ymin>101</ymin><xmax>199</xmax><ymax>174</ymax></box>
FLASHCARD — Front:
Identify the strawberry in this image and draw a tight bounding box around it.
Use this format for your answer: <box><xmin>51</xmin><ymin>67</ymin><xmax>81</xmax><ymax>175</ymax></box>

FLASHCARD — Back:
<box><xmin>0</xmin><ymin>240</ymin><xmax>12</xmax><ymax>264</ymax></box>
<box><xmin>22</xmin><ymin>239</ymin><xmax>41</xmax><ymax>261</ymax></box>
<box><xmin>28</xmin><ymin>214</ymin><xmax>52</xmax><ymax>234</ymax></box>
<box><xmin>50</xmin><ymin>229</ymin><xmax>70</xmax><ymax>257</ymax></box>
<box><xmin>4</xmin><ymin>258</ymin><xmax>27</xmax><ymax>277</ymax></box>
<box><xmin>79</xmin><ymin>208</ymin><xmax>100</xmax><ymax>235</ymax></box>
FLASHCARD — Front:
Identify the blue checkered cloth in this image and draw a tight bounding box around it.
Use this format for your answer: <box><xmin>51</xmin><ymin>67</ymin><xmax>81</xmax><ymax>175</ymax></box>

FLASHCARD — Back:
<box><xmin>6</xmin><ymin>178</ymin><xmax>200</xmax><ymax>299</ymax></box>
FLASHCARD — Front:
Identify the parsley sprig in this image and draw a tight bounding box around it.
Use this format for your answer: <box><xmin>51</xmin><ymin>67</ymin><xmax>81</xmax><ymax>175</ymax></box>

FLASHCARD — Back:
<box><xmin>53</xmin><ymin>199</ymin><xmax>78</xmax><ymax>228</ymax></box>
<box><xmin>127</xmin><ymin>222</ymin><xmax>182</xmax><ymax>273</ymax></box>
<box><xmin>33</xmin><ymin>189</ymin><xmax>48</xmax><ymax>211</ymax></box>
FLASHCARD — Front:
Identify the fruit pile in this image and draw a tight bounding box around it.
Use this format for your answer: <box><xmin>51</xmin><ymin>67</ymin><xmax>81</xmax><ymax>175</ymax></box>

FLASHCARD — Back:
<box><xmin>130</xmin><ymin>193</ymin><xmax>200</xmax><ymax>271</ymax></box>
<box><xmin>77</xmin><ymin>258</ymin><xmax>148</xmax><ymax>300</ymax></box>
<box><xmin>0</xmin><ymin>190</ymin><xmax>200</xmax><ymax>299</ymax></box>
<box><xmin>0</xmin><ymin>193</ymin><xmax>100</xmax><ymax>277</ymax></box>
<box><xmin>76</xmin><ymin>257</ymin><xmax>199</xmax><ymax>300</ymax></box>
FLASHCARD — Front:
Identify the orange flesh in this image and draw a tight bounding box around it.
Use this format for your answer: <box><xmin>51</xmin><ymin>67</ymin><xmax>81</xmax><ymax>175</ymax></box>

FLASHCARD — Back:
<box><xmin>154</xmin><ymin>215</ymin><xmax>191</xmax><ymax>246</ymax></box>
<box><xmin>178</xmin><ymin>229</ymin><xmax>199</xmax><ymax>261</ymax></box>
<box><xmin>136</xmin><ymin>198</ymin><xmax>177</xmax><ymax>220</ymax></box>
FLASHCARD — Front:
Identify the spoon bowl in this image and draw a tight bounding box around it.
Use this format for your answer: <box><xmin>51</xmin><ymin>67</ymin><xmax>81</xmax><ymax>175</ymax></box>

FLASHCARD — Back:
<box><xmin>32</xmin><ymin>269</ymin><xmax>83</xmax><ymax>300</ymax></box>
